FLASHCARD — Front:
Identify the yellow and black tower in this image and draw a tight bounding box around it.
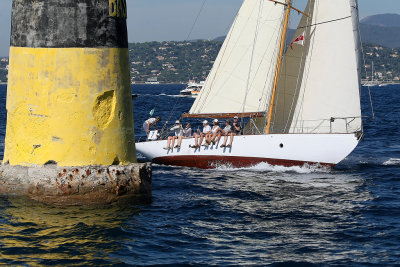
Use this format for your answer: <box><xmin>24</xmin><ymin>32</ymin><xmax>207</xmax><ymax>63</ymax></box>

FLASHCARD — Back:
<box><xmin>4</xmin><ymin>0</ymin><xmax>136</xmax><ymax>166</ymax></box>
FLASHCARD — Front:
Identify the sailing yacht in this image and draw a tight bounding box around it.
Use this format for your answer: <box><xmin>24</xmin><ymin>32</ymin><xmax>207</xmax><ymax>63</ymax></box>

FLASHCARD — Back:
<box><xmin>363</xmin><ymin>61</ymin><xmax>379</xmax><ymax>86</ymax></box>
<box><xmin>136</xmin><ymin>0</ymin><xmax>364</xmax><ymax>169</ymax></box>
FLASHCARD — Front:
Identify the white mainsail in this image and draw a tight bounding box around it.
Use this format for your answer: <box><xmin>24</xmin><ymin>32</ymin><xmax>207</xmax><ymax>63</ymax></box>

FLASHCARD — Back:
<box><xmin>189</xmin><ymin>0</ymin><xmax>285</xmax><ymax>115</ymax></box>
<box><xmin>274</xmin><ymin>0</ymin><xmax>362</xmax><ymax>134</ymax></box>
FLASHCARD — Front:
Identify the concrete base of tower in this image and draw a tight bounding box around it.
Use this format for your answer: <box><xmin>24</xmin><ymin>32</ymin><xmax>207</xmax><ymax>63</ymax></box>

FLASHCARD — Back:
<box><xmin>0</xmin><ymin>162</ymin><xmax>152</xmax><ymax>206</ymax></box>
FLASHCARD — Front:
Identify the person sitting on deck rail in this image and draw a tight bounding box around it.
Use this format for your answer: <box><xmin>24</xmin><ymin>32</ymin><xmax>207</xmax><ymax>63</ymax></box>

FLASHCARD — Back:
<box><xmin>175</xmin><ymin>123</ymin><xmax>192</xmax><ymax>149</ymax></box>
<box><xmin>164</xmin><ymin>120</ymin><xmax>183</xmax><ymax>150</ymax></box>
<box><xmin>220</xmin><ymin>116</ymin><xmax>241</xmax><ymax>148</ymax></box>
<box><xmin>232</xmin><ymin>116</ymin><xmax>242</xmax><ymax>135</ymax></box>
<box><xmin>209</xmin><ymin>119</ymin><xmax>221</xmax><ymax>145</ymax></box>
<box><xmin>192</xmin><ymin>120</ymin><xmax>211</xmax><ymax>148</ymax></box>
<box><xmin>143</xmin><ymin>116</ymin><xmax>161</xmax><ymax>134</ymax></box>
<box><xmin>215</xmin><ymin>120</ymin><xmax>234</xmax><ymax>147</ymax></box>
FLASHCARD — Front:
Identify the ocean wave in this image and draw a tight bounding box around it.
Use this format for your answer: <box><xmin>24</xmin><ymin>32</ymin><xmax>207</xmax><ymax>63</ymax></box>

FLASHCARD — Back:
<box><xmin>214</xmin><ymin>162</ymin><xmax>332</xmax><ymax>174</ymax></box>
<box><xmin>132</xmin><ymin>93</ymin><xmax>184</xmax><ymax>98</ymax></box>
<box><xmin>156</xmin><ymin>93</ymin><xmax>185</xmax><ymax>98</ymax></box>
<box><xmin>383</xmin><ymin>158</ymin><xmax>400</xmax><ymax>166</ymax></box>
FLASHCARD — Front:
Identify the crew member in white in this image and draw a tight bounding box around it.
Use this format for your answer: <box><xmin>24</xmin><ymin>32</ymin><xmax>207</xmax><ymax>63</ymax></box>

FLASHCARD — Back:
<box><xmin>176</xmin><ymin>123</ymin><xmax>192</xmax><ymax>149</ymax></box>
<box><xmin>143</xmin><ymin>116</ymin><xmax>161</xmax><ymax>134</ymax></box>
<box><xmin>209</xmin><ymin>119</ymin><xmax>221</xmax><ymax>145</ymax></box>
<box><xmin>164</xmin><ymin>120</ymin><xmax>183</xmax><ymax>150</ymax></box>
<box><xmin>192</xmin><ymin>120</ymin><xmax>211</xmax><ymax>148</ymax></box>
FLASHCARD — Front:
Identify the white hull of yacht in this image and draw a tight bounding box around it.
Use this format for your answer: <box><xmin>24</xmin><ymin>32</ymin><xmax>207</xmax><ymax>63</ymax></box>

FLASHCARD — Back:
<box><xmin>136</xmin><ymin>134</ymin><xmax>360</xmax><ymax>169</ymax></box>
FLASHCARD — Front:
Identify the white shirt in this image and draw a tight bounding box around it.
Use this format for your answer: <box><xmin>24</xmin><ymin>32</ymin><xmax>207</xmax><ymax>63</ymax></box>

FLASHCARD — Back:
<box><xmin>202</xmin><ymin>125</ymin><xmax>211</xmax><ymax>133</ymax></box>
<box><xmin>223</xmin><ymin>125</ymin><xmax>232</xmax><ymax>133</ymax></box>
<box><xmin>145</xmin><ymin>118</ymin><xmax>156</xmax><ymax>125</ymax></box>
<box><xmin>170</xmin><ymin>124</ymin><xmax>183</xmax><ymax>136</ymax></box>
<box><xmin>183</xmin><ymin>128</ymin><xmax>192</xmax><ymax>137</ymax></box>
<box><xmin>211</xmin><ymin>125</ymin><xmax>220</xmax><ymax>134</ymax></box>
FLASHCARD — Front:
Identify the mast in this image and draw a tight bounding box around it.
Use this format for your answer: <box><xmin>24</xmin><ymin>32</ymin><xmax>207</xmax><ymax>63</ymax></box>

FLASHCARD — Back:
<box><xmin>265</xmin><ymin>0</ymin><xmax>292</xmax><ymax>134</ymax></box>
<box><xmin>372</xmin><ymin>61</ymin><xmax>374</xmax><ymax>83</ymax></box>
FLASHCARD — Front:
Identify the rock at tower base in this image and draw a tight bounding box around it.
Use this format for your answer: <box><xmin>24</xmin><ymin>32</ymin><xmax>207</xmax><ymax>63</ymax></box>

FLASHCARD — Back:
<box><xmin>0</xmin><ymin>162</ymin><xmax>152</xmax><ymax>206</ymax></box>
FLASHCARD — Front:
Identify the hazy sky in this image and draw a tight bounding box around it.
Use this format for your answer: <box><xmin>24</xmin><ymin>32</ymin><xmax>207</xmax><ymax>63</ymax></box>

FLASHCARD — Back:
<box><xmin>0</xmin><ymin>0</ymin><xmax>399</xmax><ymax>56</ymax></box>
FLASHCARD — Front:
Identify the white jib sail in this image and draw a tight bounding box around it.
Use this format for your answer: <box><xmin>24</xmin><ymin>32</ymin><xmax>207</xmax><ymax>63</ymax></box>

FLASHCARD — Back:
<box><xmin>284</xmin><ymin>0</ymin><xmax>362</xmax><ymax>134</ymax></box>
<box><xmin>189</xmin><ymin>0</ymin><xmax>285</xmax><ymax>115</ymax></box>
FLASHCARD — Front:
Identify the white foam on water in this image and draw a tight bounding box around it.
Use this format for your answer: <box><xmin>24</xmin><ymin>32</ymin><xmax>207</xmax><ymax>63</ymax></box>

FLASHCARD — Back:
<box><xmin>383</xmin><ymin>158</ymin><xmax>400</xmax><ymax>166</ymax></box>
<box><xmin>156</xmin><ymin>93</ymin><xmax>182</xmax><ymax>98</ymax></box>
<box><xmin>214</xmin><ymin>162</ymin><xmax>331</xmax><ymax>174</ymax></box>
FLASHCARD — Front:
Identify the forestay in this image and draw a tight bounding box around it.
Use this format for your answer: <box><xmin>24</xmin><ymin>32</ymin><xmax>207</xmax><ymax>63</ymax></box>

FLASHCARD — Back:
<box><xmin>273</xmin><ymin>0</ymin><xmax>362</xmax><ymax>134</ymax></box>
<box><xmin>189</xmin><ymin>0</ymin><xmax>285</xmax><ymax>115</ymax></box>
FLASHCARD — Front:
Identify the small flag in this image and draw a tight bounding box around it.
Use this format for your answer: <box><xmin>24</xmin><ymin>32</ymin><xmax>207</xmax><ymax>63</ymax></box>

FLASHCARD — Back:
<box><xmin>149</xmin><ymin>108</ymin><xmax>155</xmax><ymax>116</ymax></box>
<box><xmin>290</xmin><ymin>31</ymin><xmax>305</xmax><ymax>50</ymax></box>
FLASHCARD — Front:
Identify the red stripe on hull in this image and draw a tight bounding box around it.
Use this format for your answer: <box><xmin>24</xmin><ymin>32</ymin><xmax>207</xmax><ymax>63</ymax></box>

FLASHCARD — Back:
<box><xmin>152</xmin><ymin>155</ymin><xmax>335</xmax><ymax>169</ymax></box>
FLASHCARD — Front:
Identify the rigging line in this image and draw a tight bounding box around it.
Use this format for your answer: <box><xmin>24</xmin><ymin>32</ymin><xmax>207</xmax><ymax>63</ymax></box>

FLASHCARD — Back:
<box><xmin>283</xmin><ymin>0</ymin><xmax>314</xmax><ymax>132</ymax></box>
<box><xmin>256</xmin><ymin>35</ymin><xmax>280</xmax><ymax>114</ymax></box>
<box><xmin>281</xmin><ymin>0</ymin><xmax>310</xmax><ymax>132</ymax></box>
<box><xmin>257</xmin><ymin>4</ymin><xmax>289</xmax><ymax>116</ymax></box>
<box><xmin>193</xmin><ymin>8</ymin><xmax>241</xmax><ymax>113</ymax></box>
<box><xmin>168</xmin><ymin>0</ymin><xmax>207</xmax><ymax>121</ymax></box>
<box><xmin>185</xmin><ymin>0</ymin><xmax>208</xmax><ymax>41</ymax></box>
<box><xmin>356</xmin><ymin>9</ymin><xmax>375</xmax><ymax>120</ymax></box>
<box><xmin>246</xmin><ymin>8</ymin><xmax>284</xmax><ymax>114</ymax></box>
<box><xmin>272</xmin><ymin>7</ymin><xmax>302</xmax><ymax>131</ymax></box>
<box><xmin>271</xmin><ymin>11</ymin><xmax>294</xmax><ymax>132</ymax></box>
<box><xmin>198</xmin><ymin>6</ymin><xmax>281</xmax><ymax>115</ymax></box>
<box><xmin>297</xmin><ymin>15</ymin><xmax>351</xmax><ymax>29</ymax></box>
<box><xmin>291</xmin><ymin>0</ymin><xmax>319</xmax><ymax>131</ymax></box>
<box><xmin>265</xmin><ymin>0</ymin><xmax>292</xmax><ymax>134</ymax></box>
<box><xmin>195</xmin><ymin>2</ymin><xmax>264</xmax><ymax>114</ymax></box>
<box><xmin>263</xmin><ymin>19</ymin><xmax>285</xmax><ymax>129</ymax></box>
<box><xmin>242</xmin><ymin>0</ymin><xmax>264</xmax><ymax>122</ymax></box>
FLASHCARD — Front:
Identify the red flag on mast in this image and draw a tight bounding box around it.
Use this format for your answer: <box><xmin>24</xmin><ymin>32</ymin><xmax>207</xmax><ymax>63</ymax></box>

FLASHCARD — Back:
<box><xmin>290</xmin><ymin>31</ymin><xmax>305</xmax><ymax>49</ymax></box>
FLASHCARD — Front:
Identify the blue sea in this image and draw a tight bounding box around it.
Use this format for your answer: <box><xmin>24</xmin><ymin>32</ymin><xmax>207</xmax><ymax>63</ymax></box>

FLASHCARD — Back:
<box><xmin>0</xmin><ymin>83</ymin><xmax>400</xmax><ymax>266</ymax></box>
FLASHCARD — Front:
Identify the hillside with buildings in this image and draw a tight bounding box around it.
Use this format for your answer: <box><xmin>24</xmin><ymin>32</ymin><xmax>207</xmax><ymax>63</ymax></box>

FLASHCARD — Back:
<box><xmin>363</xmin><ymin>43</ymin><xmax>400</xmax><ymax>82</ymax></box>
<box><xmin>128</xmin><ymin>40</ymin><xmax>399</xmax><ymax>84</ymax></box>
<box><xmin>128</xmin><ymin>41</ymin><xmax>220</xmax><ymax>84</ymax></box>
<box><xmin>0</xmin><ymin>41</ymin><xmax>398</xmax><ymax>84</ymax></box>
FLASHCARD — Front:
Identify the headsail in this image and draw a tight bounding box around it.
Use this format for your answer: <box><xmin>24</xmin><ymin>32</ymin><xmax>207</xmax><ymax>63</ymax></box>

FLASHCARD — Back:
<box><xmin>271</xmin><ymin>0</ymin><xmax>315</xmax><ymax>133</ymax></box>
<box><xmin>189</xmin><ymin>0</ymin><xmax>285</xmax><ymax>115</ymax></box>
<box><xmin>272</xmin><ymin>0</ymin><xmax>362</xmax><ymax>134</ymax></box>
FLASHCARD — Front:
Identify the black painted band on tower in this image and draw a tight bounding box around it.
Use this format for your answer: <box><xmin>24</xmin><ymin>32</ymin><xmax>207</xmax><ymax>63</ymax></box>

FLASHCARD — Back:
<box><xmin>11</xmin><ymin>0</ymin><xmax>128</xmax><ymax>48</ymax></box>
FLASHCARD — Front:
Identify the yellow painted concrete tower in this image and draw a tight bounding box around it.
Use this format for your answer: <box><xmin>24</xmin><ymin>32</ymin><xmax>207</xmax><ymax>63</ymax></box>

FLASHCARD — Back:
<box><xmin>4</xmin><ymin>0</ymin><xmax>136</xmax><ymax>166</ymax></box>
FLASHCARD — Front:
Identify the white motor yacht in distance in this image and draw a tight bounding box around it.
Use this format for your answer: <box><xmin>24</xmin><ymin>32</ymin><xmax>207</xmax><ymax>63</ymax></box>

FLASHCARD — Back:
<box><xmin>179</xmin><ymin>80</ymin><xmax>205</xmax><ymax>96</ymax></box>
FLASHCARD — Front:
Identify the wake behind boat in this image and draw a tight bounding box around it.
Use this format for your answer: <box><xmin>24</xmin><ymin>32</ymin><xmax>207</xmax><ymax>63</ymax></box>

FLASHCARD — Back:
<box><xmin>136</xmin><ymin>0</ymin><xmax>365</xmax><ymax>169</ymax></box>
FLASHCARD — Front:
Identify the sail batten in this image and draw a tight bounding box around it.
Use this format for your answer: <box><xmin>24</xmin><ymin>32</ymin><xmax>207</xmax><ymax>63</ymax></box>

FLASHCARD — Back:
<box><xmin>189</xmin><ymin>0</ymin><xmax>285</xmax><ymax>115</ymax></box>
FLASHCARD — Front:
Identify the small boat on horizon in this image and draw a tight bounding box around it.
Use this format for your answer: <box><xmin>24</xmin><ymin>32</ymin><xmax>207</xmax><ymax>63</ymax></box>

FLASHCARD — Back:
<box><xmin>179</xmin><ymin>80</ymin><xmax>205</xmax><ymax>96</ymax></box>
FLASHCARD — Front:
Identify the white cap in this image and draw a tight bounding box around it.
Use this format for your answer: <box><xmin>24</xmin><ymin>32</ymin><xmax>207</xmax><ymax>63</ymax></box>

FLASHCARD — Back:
<box><xmin>203</xmin><ymin>120</ymin><xmax>208</xmax><ymax>124</ymax></box>
<box><xmin>175</xmin><ymin>120</ymin><xmax>180</xmax><ymax>124</ymax></box>
<box><xmin>234</xmin><ymin>116</ymin><xmax>239</xmax><ymax>119</ymax></box>
<box><xmin>213</xmin><ymin>119</ymin><xmax>218</xmax><ymax>123</ymax></box>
